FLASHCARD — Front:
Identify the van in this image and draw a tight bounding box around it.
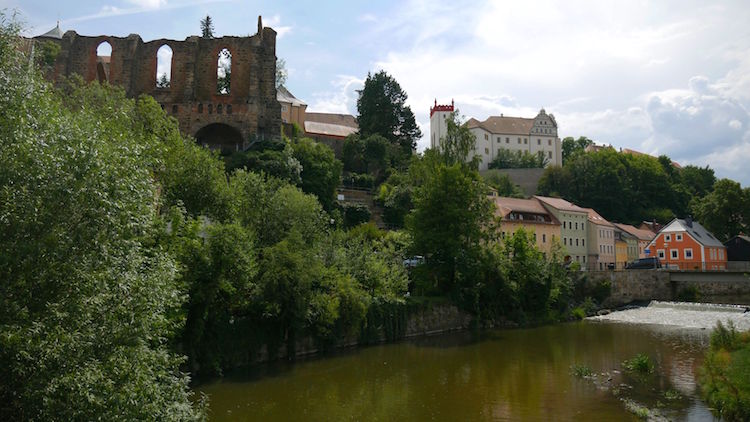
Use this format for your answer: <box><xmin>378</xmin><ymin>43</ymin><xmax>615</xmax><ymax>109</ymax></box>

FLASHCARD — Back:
<box><xmin>625</xmin><ymin>257</ymin><xmax>661</xmax><ymax>269</ymax></box>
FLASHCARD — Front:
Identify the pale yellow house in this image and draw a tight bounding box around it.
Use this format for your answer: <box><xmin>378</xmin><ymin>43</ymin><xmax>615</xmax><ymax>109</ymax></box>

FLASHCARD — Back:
<box><xmin>583</xmin><ymin>208</ymin><xmax>615</xmax><ymax>271</ymax></box>
<box><xmin>614</xmin><ymin>223</ymin><xmax>656</xmax><ymax>258</ymax></box>
<box><xmin>494</xmin><ymin>197</ymin><xmax>561</xmax><ymax>256</ymax></box>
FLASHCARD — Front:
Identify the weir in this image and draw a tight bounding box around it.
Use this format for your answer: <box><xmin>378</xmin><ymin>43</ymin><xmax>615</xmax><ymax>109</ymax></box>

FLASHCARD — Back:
<box><xmin>590</xmin><ymin>300</ymin><xmax>750</xmax><ymax>330</ymax></box>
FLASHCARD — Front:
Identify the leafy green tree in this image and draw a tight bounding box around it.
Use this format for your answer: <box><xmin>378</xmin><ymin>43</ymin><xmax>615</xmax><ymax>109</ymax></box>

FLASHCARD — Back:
<box><xmin>276</xmin><ymin>58</ymin><xmax>288</xmax><ymax>88</ymax></box>
<box><xmin>488</xmin><ymin>149</ymin><xmax>548</xmax><ymax>169</ymax></box>
<box><xmin>0</xmin><ymin>17</ymin><xmax>203</xmax><ymax>418</ymax></box>
<box><xmin>692</xmin><ymin>179</ymin><xmax>750</xmax><ymax>241</ymax></box>
<box><xmin>291</xmin><ymin>137</ymin><xmax>343</xmax><ymax>211</ymax></box>
<box><xmin>200</xmin><ymin>15</ymin><xmax>214</xmax><ymax>38</ymax></box>
<box><xmin>376</xmin><ymin>170</ymin><xmax>414</xmax><ymax>228</ymax></box>
<box><xmin>407</xmin><ymin>152</ymin><xmax>495</xmax><ymax>296</ymax></box>
<box><xmin>356</xmin><ymin>70</ymin><xmax>422</xmax><ymax>154</ymax></box>
<box><xmin>700</xmin><ymin>321</ymin><xmax>750</xmax><ymax>421</ymax></box>
<box><xmin>681</xmin><ymin>165</ymin><xmax>716</xmax><ymax>198</ymax></box>
<box><xmin>224</xmin><ymin>140</ymin><xmax>302</xmax><ymax>185</ymax></box>
<box><xmin>561</xmin><ymin>136</ymin><xmax>594</xmax><ymax>163</ymax></box>
<box><xmin>439</xmin><ymin>110</ymin><xmax>479</xmax><ymax>168</ymax></box>
<box><xmin>483</xmin><ymin>171</ymin><xmax>525</xmax><ymax>198</ymax></box>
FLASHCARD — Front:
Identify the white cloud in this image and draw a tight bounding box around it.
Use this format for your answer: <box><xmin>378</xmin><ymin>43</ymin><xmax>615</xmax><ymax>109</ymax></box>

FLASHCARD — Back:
<box><xmin>264</xmin><ymin>14</ymin><xmax>292</xmax><ymax>39</ymax></box>
<box><xmin>309</xmin><ymin>75</ymin><xmax>363</xmax><ymax>114</ymax></box>
<box><xmin>125</xmin><ymin>0</ymin><xmax>167</xmax><ymax>10</ymax></box>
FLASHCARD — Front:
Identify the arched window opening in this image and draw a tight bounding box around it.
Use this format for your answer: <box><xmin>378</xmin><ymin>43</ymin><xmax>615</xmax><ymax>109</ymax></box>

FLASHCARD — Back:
<box><xmin>217</xmin><ymin>48</ymin><xmax>231</xmax><ymax>94</ymax></box>
<box><xmin>156</xmin><ymin>44</ymin><xmax>173</xmax><ymax>88</ymax></box>
<box><xmin>96</xmin><ymin>41</ymin><xmax>112</xmax><ymax>83</ymax></box>
<box><xmin>217</xmin><ymin>104</ymin><xmax>223</xmax><ymax>114</ymax></box>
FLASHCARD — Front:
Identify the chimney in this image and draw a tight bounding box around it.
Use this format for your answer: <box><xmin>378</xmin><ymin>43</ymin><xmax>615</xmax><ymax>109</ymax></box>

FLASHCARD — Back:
<box><xmin>685</xmin><ymin>216</ymin><xmax>693</xmax><ymax>228</ymax></box>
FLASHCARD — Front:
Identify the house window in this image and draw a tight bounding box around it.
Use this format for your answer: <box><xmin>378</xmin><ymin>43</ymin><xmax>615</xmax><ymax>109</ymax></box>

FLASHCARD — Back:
<box><xmin>719</xmin><ymin>249</ymin><xmax>724</xmax><ymax>260</ymax></box>
<box><xmin>576</xmin><ymin>239</ymin><xmax>579</xmax><ymax>246</ymax></box>
<box><xmin>676</xmin><ymin>234</ymin><xmax>683</xmax><ymax>241</ymax></box>
<box><xmin>548</xmin><ymin>139</ymin><xmax>551</xmax><ymax>146</ymax></box>
<box><xmin>665</xmin><ymin>234</ymin><xmax>671</xmax><ymax>242</ymax></box>
<box><xmin>684</xmin><ymin>249</ymin><xmax>693</xmax><ymax>259</ymax></box>
<box><xmin>564</xmin><ymin>238</ymin><xmax>567</xmax><ymax>245</ymax></box>
<box><xmin>281</xmin><ymin>104</ymin><xmax>288</xmax><ymax>112</ymax></box>
<box><xmin>658</xmin><ymin>249</ymin><xmax>665</xmax><ymax>259</ymax></box>
<box><xmin>563</xmin><ymin>221</ymin><xmax>566</xmax><ymax>229</ymax></box>
<box><xmin>548</xmin><ymin>151</ymin><xmax>552</xmax><ymax>159</ymax></box>
<box><xmin>524</xmin><ymin>138</ymin><xmax>528</xmax><ymax>144</ymax></box>
<box><xmin>537</xmin><ymin>139</ymin><xmax>541</xmax><ymax>145</ymax></box>
<box><xmin>485</xmin><ymin>147</ymin><xmax>489</xmax><ymax>154</ymax></box>
<box><xmin>582</xmin><ymin>239</ymin><xmax>585</xmax><ymax>246</ymax></box>
<box><xmin>575</xmin><ymin>222</ymin><xmax>578</xmax><ymax>230</ymax></box>
<box><xmin>670</xmin><ymin>249</ymin><xmax>678</xmax><ymax>259</ymax></box>
<box><xmin>518</xmin><ymin>138</ymin><xmax>521</xmax><ymax>144</ymax></box>
<box><xmin>506</xmin><ymin>138</ymin><xmax>509</xmax><ymax>144</ymax></box>
<box><xmin>542</xmin><ymin>234</ymin><xmax>546</xmax><ymax>243</ymax></box>
<box><xmin>484</xmin><ymin>134</ymin><xmax>488</xmax><ymax>140</ymax></box>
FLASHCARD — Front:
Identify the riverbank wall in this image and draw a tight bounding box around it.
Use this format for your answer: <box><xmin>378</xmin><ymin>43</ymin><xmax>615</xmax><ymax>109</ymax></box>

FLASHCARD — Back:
<box><xmin>587</xmin><ymin>270</ymin><xmax>750</xmax><ymax>308</ymax></box>
<box><xmin>246</xmin><ymin>302</ymin><xmax>472</xmax><ymax>365</ymax></box>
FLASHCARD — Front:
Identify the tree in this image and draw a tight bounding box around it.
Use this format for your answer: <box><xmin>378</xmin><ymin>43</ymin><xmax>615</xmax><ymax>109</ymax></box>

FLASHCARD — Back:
<box><xmin>407</xmin><ymin>152</ymin><xmax>495</xmax><ymax>296</ymax></box>
<box><xmin>561</xmin><ymin>136</ymin><xmax>594</xmax><ymax>163</ymax></box>
<box><xmin>0</xmin><ymin>17</ymin><xmax>203</xmax><ymax>418</ymax></box>
<box><xmin>157</xmin><ymin>73</ymin><xmax>170</xmax><ymax>88</ymax></box>
<box><xmin>276</xmin><ymin>58</ymin><xmax>288</xmax><ymax>89</ymax></box>
<box><xmin>200</xmin><ymin>15</ymin><xmax>214</xmax><ymax>39</ymax></box>
<box><xmin>692</xmin><ymin>179</ymin><xmax>750</xmax><ymax>242</ymax></box>
<box><xmin>488</xmin><ymin>149</ymin><xmax>548</xmax><ymax>169</ymax></box>
<box><xmin>290</xmin><ymin>137</ymin><xmax>343</xmax><ymax>212</ymax></box>
<box><xmin>439</xmin><ymin>110</ymin><xmax>478</xmax><ymax>168</ymax></box>
<box><xmin>356</xmin><ymin>70</ymin><xmax>422</xmax><ymax>154</ymax></box>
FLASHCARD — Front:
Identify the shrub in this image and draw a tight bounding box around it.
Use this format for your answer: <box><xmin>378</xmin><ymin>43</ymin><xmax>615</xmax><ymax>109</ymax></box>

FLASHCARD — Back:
<box><xmin>700</xmin><ymin>321</ymin><xmax>750</xmax><ymax>421</ymax></box>
<box><xmin>622</xmin><ymin>353</ymin><xmax>654</xmax><ymax>374</ymax></box>
<box><xmin>677</xmin><ymin>285</ymin><xmax>701</xmax><ymax>302</ymax></box>
<box><xmin>571</xmin><ymin>363</ymin><xmax>593</xmax><ymax>378</ymax></box>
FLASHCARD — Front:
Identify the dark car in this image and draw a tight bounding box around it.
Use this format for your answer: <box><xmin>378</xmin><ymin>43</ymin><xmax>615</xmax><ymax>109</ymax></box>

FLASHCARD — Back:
<box><xmin>625</xmin><ymin>257</ymin><xmax>662</xmax><ymax>269</ymax></box>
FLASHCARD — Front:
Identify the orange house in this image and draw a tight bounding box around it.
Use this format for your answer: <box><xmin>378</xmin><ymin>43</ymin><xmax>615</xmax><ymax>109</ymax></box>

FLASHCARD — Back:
<box><xmin>646</xmin><ymin>218</ymin><xmax>727</xmax><ymax>270</ymax></box>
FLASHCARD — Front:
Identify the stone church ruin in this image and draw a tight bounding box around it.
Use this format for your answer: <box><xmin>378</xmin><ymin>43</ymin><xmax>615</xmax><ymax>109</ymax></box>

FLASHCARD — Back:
<box><xmin>34</xmin><ymin>17</ymin><xmax>281</xmax><ymax>151</ymax></box>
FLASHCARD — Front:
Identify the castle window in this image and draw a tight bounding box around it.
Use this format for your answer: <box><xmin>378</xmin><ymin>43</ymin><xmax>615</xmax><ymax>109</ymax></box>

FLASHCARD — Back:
<box><xmin>208</xmin><ymin>103</ymin><xmax>213</xmax><ymax>114</ymax></box>
<box><xmin>548</xmin><ymin>139</ymin><xmax>551</xmax><ymax>146</ymax></box>
<box><xmin>217</xmin><ymin>48</ymin><xmax>232</xmax><ymax>94</ymax></box>
<box><xmin>227</xmin><ymin>104</ymin><xmax>232</xmax><ymax>114</ymax></box>
<box><xmin>172</xmin><ymin>104</ymin><xmax>178</xmax><ymax>114</ymax></box>
<box><xmin>198</xmin><ymin>103</ymin><xmax>203</xmax><ymax>113</ymax></box>
<box><xmin>156</xmin><ymin>44</ymin><xmax>172</xmax><ymax>88</ymax></box>
<box><xmin>95</xmin><ymin>41</ymin><xmax>112</xmax><ymax>83</ymax></box>
<box><xmin>217</xmin><ymin>104</ymin><xmax>223</xmax><ymax>114</ymax></box>
<box><xmin>537</xmin><ymin>139</ymin><xmax>541</xmax><ymax>145</ymax></box>
<box><xmin>548</xmin><ymin>151</ymin><xmax>552</xmax><ymax>159</ymax></box>
<box><xmin>517</xmin><ymin>137</ymin><xmax>521</xmax><ymax>144</ymax></box>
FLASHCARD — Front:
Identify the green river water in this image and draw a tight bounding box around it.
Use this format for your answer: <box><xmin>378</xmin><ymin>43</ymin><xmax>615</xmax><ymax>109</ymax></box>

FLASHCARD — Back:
<box><xmin>197</xmin><ymin>321</ymin><xmax>720</xmax><ymax>421</ymax></box>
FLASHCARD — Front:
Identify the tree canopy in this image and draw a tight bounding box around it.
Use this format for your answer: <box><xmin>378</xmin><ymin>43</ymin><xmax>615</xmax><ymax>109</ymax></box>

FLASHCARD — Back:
<box><xmin>200</xmin><ymin>15</ymin><xmax>214</xmax><ymax>38</ymax></box>
<box><xmin>356</xmin><ymin>70</ymin><xmax>422</xmax><ymax>154</ymax></box>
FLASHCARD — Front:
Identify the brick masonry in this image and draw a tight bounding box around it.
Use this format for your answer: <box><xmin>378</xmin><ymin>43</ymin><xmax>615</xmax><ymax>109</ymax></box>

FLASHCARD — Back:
<box><xmin>34</xmin><ymin>17</ymin><xmax>281</xmax><ymax>150</ymax></box>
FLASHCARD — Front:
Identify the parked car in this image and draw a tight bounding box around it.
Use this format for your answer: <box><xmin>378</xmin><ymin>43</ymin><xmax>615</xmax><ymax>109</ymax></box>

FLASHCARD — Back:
<box><xmin>625</xmin><ymin>257</ymin><xmax>661</xmax><ymax>269</ymax></box>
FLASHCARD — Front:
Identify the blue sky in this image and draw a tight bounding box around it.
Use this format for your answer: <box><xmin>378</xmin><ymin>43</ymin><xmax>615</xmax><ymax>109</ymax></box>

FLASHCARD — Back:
<box><xmin>6</xmin><ymin>0</ymin><xmax>750</xmax><ymax>185</ymax></box>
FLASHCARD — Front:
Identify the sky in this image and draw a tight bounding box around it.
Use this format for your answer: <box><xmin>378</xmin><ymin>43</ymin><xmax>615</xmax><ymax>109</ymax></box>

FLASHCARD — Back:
<box><xmin>6</xmin><ymin>0</ymin><xmax>750</xmax><ymax>185</ymax></box>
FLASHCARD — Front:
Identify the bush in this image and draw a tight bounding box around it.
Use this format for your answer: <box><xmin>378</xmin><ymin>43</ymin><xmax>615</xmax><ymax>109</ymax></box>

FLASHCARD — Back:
<box><xmin>343</xmin><ymin>172</ymin><xmax>375</xmax><ymax>189</ymax></box>
<box><xmin>700</xmin><ymin>321</ymin><xmax>750</xmax><ymax>421</ymax></box>
<box><xmin>622</xmin><ymin>353</ymin><xmax>654</xmax><ymax>374</ymax></box>
<box><xmin>341</xmin><ymin>203</ymin><xmax>372</xmax><ymax>228</ymax></box>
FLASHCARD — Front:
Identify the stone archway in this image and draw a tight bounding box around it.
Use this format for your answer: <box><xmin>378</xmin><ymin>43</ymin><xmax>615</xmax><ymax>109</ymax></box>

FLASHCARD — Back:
<box><xmin>195</xmin><ymin>123</ymin><xmax>244</xmax><ymax>153</ymax></box>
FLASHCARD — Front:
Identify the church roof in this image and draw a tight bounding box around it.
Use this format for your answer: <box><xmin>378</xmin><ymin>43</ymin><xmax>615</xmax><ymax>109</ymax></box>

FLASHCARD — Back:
<box><xmin>38</xmin><ymin>23</ymin><xmax>64</xmax><ymax>39</ymax></box>
<box><xmin>277</xmin><ymin>85</ymin><xmax>306</xmax><ymax>107</ymax></box>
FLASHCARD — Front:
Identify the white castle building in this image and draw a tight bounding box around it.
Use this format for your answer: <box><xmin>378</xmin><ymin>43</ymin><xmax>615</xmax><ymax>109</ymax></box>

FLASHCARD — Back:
<box><xmin>430</xmin><ymin>100</ymin><xmax>562</xmax><ymax>170</ymax></box>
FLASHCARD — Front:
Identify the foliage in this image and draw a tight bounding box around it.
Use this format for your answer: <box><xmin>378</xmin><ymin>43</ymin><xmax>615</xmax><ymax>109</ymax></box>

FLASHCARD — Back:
<box><xmin>343</xmin><ymin>172</ymin><xmax>375</xmax><ymax>189</ymax></box>
<box><xmin>407</xmin><ymin>152</ymin><xmax>495</xmax><ymax>297</ymax></box>
<box><xmin>216</xmin><ymin>49</ymin><xmax>231</xmax><ymax>94</ymax></box>
<box><xmin>224</xmin><ymin>140</ymin><xmax>302</xmax><ymax>185</ymax></box>
<box><xmin>0</xmin><ymin>16</ymin><xmax>203</xmax><ymax>419</ymax></box>
<box><xmin>561</xmin><ymin>136</ymin><xmax>594</xmax><ymax>163</ymax></box>
<box><xmin>482</xmin><ymin>171</ymin><xmax>525</xmax><ymax>198</ymax></box>
<box><xmin>692</xmin><ymin>178</ymin><xmax>750</xmax><ymax>242</ymax></box>
<box><xmin>342</xmin><ymin>134</ymin><xmax>395</xmax><ymax>182</ymax></box>
<box><xmin>622</xmin><ymin>354</ymin><xmax>655</xmax><ymax>374</ymax></box>
<box><xmin>200</xmin><ymin>15</ymin><xmax>214</xmax><ymax>38</ymax></box>
<box><xmin>35</xmin><ymin>39</ymin><xmax>60</xmax><ymax>68</ymax></box>
<box><xmin>276</xmin><ymin>58</ymin><xmax>288</xmax><ymax>89</ymax></box>
<box><xmin>700</xmin><ymin>321</ymin><xmax>750</xmax><ymax>421</ymax></box>
<box><xmin>571</xmin><ymin>364</ymin><xmax>593</xmax><ymax>378</ymax></box>
<box><xmin>341</xmin><ymin>203</ymin><xmax>372</xmax><ymax>228</ymax></box>
<box><xmin>356</xmin><ymin>70</ymin><xmax>422</xmax><ymax>154</ymax></box>
<box><xmin>157</xmin><ymin>73</ymin><xmax>171</xmax><ymax>88</ymax></box>
<box><xmin>439</xmin><ymin>110</ymin><xmax>479</xmax><ymax>168</ymax></box>
<box><xmin>376</xmin><ymin>169</ymin><xmax>413</xmax><ymax>228</ymax></box>
<box><xmin>489</xmin><ymin>149</ymin><xmax>548</xmax><ymax>169</ymax></box>
<box><xmin>676</xmin><ymin>285</ymin><xmax>702</xmax><ymax>303</ymax></box>
<box><xmin>291</xmin><ymin>137</ymin><xmax>343</xmax><ymax>211</ymax></box>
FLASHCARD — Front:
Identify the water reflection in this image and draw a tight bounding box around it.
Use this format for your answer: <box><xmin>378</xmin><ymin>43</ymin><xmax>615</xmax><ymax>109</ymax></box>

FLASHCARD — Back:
<box><xmin>198</xmin><ymin>322</ymin><xmax>720</xmax><ymax>421</ymax></box>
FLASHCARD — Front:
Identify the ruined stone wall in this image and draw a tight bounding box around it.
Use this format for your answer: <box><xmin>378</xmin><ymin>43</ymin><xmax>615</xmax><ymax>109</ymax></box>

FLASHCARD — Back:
<box><xmin>35</xmin><ymin>21</ymin><xmax>281</xmax><ymax>149</ymax></box>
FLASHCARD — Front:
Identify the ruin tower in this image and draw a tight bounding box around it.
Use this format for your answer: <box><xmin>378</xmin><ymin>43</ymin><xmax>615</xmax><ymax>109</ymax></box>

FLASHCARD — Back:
<box><xmin>33</xmin><ymin>16</ymin><xmax>281</xmax><ymax>152</ymax></box>
<box><xmin>429</xmin><ymin>99</ymin><xmax>454</xmax><ymax>150</ymax></box>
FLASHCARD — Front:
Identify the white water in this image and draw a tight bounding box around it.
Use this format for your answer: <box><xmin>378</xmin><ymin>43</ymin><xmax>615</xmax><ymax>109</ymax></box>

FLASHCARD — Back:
<box><xmin>589</xmin><ymin>301</ymin><xmax>750</xmax><ymax>330</ymax></box>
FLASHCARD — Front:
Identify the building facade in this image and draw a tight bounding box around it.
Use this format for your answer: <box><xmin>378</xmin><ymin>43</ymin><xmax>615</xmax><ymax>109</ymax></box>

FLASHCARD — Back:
<box><xmin>614</xmin><ymin>223</ymin><xmax>655</xmax><ymax>259</ymax></box>
<box><xmin>493</xmin><ymin>197</ymin><xmax>561</xmax><ymax>255</ymax></box>
<box><xmin>584</xmin><ymin>208</ymin><xmax>615</xmax><ymax>270</ymax></box>
<box><xmin>429</xmin><ymin>101</ymin><xmax>562</xmax><ymax>171</ymax></box>
<box><xmin>535</xmin><ymin>196</ymin><xmax>589</xmax><ymax>266</ymax></box>
<box><xmin>646</xmin><ymin>218</ymin><xmax>727</xmax><ymax>270</ymax></box>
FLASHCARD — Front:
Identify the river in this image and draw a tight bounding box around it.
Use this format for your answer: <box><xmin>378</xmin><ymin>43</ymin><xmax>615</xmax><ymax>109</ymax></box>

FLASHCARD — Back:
<box><xmin>197</xmin><ymin>304</ymin><xmax>748</xmax><ymax>421</ymax></box>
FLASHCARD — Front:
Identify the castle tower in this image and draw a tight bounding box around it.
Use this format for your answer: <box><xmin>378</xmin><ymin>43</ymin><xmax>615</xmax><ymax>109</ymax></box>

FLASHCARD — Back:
<box><xmin>429</xmin><ymin>99</ymin><xmax>454</xmax><ymax>150</ymax></box>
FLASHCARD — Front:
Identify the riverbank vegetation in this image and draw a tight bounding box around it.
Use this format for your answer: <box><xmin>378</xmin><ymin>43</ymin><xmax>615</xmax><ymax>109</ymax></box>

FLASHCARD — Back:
<box><xmin>700</xmin><ymin>321</ymin><xmax>750</xmax><ymax>421</ymax></box>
